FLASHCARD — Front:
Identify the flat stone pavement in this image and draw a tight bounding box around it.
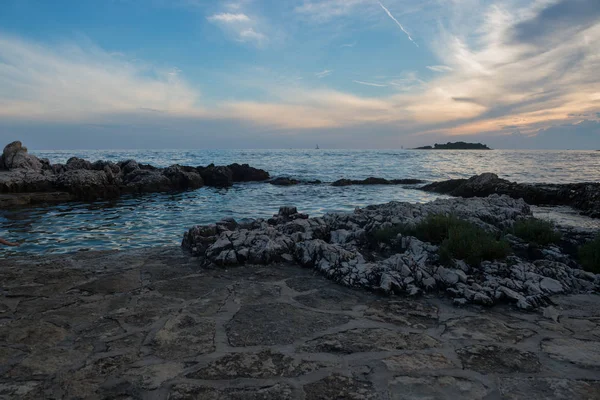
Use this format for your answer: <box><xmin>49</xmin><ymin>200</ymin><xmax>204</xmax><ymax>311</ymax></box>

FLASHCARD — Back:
<box><xmin>1</xmin><ymin>247</ymin><xmax>599</xmax><ymax>400</ymax></box>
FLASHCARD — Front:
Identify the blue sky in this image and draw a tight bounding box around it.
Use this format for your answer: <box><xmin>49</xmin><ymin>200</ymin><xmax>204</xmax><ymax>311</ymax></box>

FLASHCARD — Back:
<box><xmin>0</xmin><ymin>0</ymin><xmax>599</xmax><ymax>149</ymax></box>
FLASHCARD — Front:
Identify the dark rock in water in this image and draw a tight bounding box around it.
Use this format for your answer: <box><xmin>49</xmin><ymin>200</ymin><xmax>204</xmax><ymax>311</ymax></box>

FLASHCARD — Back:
<box><xmin>122</xmin><ymin>169</ymin><xmax>172</xmax><ymax>193</ymax></box>
<box><xmin>0</xmin><ymin>140</ymin><xmax>43</xmax><ymax>171</ymax></box>
<box><xmin>0</xmin><ymin>140</ymin><xmax>269</xmax><ymax>205</ymax></box>
<box><xmin>422</xmin><ymin>173</ymin><xmax>600</xmax><ymax>218</ymax></box>
<box><xmin>228</xmin><ymin>163</ymin><xmax>270</xmax><ymax>182</ymax></box>
<box><xmin>270</xmin><ymin>177</ymin><xmax>300</xmax><ymax>186</ymax></box>
<box><xmin>163</xmin><ymin>165</ymin><xmax>204</xmax><ymax>190</ymax></box>
<box><xmin>66</xmin><ymin>157</ymin><xmax>92</xmax><ymax>171</ymax></box>
<box><xmin>56</xmin><ymin>169</ymin><xmax>120</xmax><ymax>200</ymax></box>
<box><xmin>332</xmin><ymin>177</ymin><xmax>424</xmax><ymax>186</ymax></box>
<box><xmin>198</xmin><ymin>164</ymin><xmax>233</xmax><ymax>188</ymax></box>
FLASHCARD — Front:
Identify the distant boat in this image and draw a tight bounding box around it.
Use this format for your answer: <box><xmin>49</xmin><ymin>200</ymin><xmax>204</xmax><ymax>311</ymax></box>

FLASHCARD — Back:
<box><xmin>315</xmin><ymin>144</ymin><xmax>320</xmax><ymax>149</ymax></box>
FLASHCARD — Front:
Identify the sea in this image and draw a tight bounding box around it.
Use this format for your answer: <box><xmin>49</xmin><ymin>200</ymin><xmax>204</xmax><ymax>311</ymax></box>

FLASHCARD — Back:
<box><xmin>1</xmin><ymin>149</ymin><xmax>599</xmax><ymax>255</ymax></box>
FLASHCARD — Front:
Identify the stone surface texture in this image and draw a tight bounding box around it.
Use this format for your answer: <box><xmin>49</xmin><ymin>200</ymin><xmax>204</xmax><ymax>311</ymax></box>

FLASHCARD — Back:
<box><xmin>0</xmin><ymin>247</ymin><xmax>599</xmax><ymax>399</ymax></box>
<box><xmin>182</xmin><ymin>197</ymin><xmax>600</xmax><ymax>310</ymax></box>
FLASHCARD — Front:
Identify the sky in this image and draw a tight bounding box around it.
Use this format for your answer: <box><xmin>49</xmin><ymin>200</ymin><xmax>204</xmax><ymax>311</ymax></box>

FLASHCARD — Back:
<box><xmin>0</xmin><ymin>0</ymin><xmax>599</xmax><ymax>149</ymax></box>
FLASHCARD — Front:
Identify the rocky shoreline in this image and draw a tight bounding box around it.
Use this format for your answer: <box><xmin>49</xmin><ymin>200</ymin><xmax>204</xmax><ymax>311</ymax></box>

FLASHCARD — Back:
<box><xmin>1</xmin><ymin>247</ymin><xmax>599</xmax><ymax>399</ymax></box>
<box><xmin>1</xmin><ymin>141</ymin><xmax>599</xmax><ymax>222</ymax></box>
<box><xmin>0</xmin><ymin>141</ymin><xmax>270</xmax><ymax>207</ymax></box>
<box><xmin>182</xmin><ymin>196</ymin><xmax>599</xmax><ymax>311</ymax></box>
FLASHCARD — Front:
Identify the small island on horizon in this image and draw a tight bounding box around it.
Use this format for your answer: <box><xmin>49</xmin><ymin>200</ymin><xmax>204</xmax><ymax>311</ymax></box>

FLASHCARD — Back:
<box><xmin>414</xmin><ymin>141</ymin><xmax>491</xmax><ymax>150</ymax></box>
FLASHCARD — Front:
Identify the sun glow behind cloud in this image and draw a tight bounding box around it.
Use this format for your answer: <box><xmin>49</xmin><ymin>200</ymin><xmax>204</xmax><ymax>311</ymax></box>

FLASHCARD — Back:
<box><xmin>0</xmin><ymin>0</ymin><xmax>599</xmax><ymax>148</ymax></box>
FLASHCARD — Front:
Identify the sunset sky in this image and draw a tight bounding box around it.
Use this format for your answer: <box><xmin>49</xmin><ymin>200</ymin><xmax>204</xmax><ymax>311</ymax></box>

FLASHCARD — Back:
<box><xmin>0</xmin><ymin>0</ymin><xmax>599</xmax><ymax>149</ymax></box>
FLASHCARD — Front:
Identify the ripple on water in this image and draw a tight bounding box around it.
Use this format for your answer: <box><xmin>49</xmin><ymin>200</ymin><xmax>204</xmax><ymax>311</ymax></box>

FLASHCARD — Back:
<box><xmin>1</xmin><ymin>149</ymin><xmax>599</xmax><ymax>255</ymax></box>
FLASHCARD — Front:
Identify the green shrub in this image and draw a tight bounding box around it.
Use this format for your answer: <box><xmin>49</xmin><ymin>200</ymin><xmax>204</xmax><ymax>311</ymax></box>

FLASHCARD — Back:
<box><xmin>369</xmin><ymin>224</ymin><xmax>407</xmax><ymax>244</ymax></box>
<box><xmin>439</xmin><ymin>222</ymin><xmax>511</xmax><ymax>266</ymax></box>
<box><xmin>511</xmin><ymin>218</ymin><xmax>561</xmax><ymax>246</ymax></box>
<box><xmin>579</xmin><ymin>235</ymin><xmax>600</xmax><ymax>274</ymax></box>
<box><xmin>411</xmin><ymin>214</ymin><xmax>465</xmax><ymax>244</ymax></box>
<box><xmin>369</xmin><ymin>213</ymin><xmax>511</xmax><ymax>266</ymax></box>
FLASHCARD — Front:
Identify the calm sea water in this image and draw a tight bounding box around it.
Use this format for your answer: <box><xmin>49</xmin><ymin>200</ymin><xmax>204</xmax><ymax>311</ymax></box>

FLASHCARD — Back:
<box><xmin>1</xmin><ymin>149</ymin><xmax>599</xmax><ymax>255</ymax></box>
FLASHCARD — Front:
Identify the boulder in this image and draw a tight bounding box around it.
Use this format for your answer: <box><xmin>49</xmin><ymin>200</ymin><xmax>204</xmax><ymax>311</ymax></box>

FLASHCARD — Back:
<box><xmin>55</xmin><ymin>170</ymin><xmax>119</xmax><ymax>200</ymax></box>
<box><xmin>422</xmin><ymin>173</ymin><xmax>600</xmax><ymax>218</ymax></box>
<box><xmin>66</xmin><ymin>157</ymin><xmax>92</xmax><ymax>171</ymax></box>
<box><xmin>0</xmin><ymin>141</ymin><xmax>43</xmax><ymax>171</ymax></box>
<box><xmin>228</xmin><ymin>163</ymin><xmax>270</xmax><ymax>182</ymax></box>
<box><xmin>163</xmin><ymin>165</ymin><xmax>204</xmax><ymax>190</ymax></box>
<box><xmin>198</xmin><ymin>165</ymin><xmax>233</xmax><ymax>188</ymax></box>
<box><xmin>122</xmin><ymin>169</ymin><xmax>172</xmax><ymax>193</ymax></box>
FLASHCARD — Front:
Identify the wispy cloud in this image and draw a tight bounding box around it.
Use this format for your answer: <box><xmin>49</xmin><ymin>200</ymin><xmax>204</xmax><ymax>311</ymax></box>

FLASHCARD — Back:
<box><xmin>207</xmin><ymin>9</ymin><xmax>267</xmax><ymax>45</ymax></box>
<box><xmin>0</xmin><ymin>35</ymin><xmax>201</xmax><ymax>120</ymax></box>
<box><xmin>341</xmin><ymin>42</ymin><xmax>356</xmax><ymax>48</ymax></box>
<box><xmin>207</xmin><ymin>13</ymin><xmax>250</xmax><ymax>23</ymax></box>
<box><xmin>353</xmin><ymin>80</ymin><xmax>388</xmax><ymax>87</ymax></box>
<box><xmin>426</xmin><ymin>65</ymin><xmax>453</xmax><ymax>73</ymax></box>
<box><xmin>295</xmin><ymin>0</ymin><xmax>369</xmax><ymax>22</ymax></box>
<box><xmin>316</xmin><ymin>69</ymin><xmax>333</xmax><ymax>78</ymax></box>
<box><xmin>377</xmin><ymin>2</ymin><xmax>419</xmax><ymax>47</ymax></box>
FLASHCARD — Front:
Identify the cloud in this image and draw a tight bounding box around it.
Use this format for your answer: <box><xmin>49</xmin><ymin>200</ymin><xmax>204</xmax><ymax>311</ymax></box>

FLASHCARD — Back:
<box><xmin>353</xmin><ymin>80</ymin><xmax>388</xmax><ymax>87</ymax></box>
<box><xmin>0</xmin><ymin>35</ymin><xmax>201</xmax><ymax>120</ymax></box>
<box><xmin>207</xmin><ymin>13</ymin><xmax>250</xmax><ymax>23</ymax></box>
<box><xmin>426</xmin><ymin>65</ymin><xmax>453</xmax><ymax>73</ymax></box>
<box><xmin>295</xmin><ymin>0</ymin><xmax>369</xmax><ymax>22</ymax></box>
<box><xmin>341</xmin><ymin>42</ymin><xmax>356</xmax><ymax>48</ymax></box>
<box><xmin>377</xmin><ymin>2</ymin><xmax>419</xmax><ymax>47</ymax></box>
<box><xmin>315</xmin><ymin>69</ymin><xmax>333</xmax><ymax>78</ymax></box>
<box><xmin>206</xmin><ymin>9</ymin><xmax>267</xmax><ymax>45</ymax></box>
<box><xmin>509</xmin><ymin>0</ymin><xmax>600</xmax><ymax>47</ymax></box>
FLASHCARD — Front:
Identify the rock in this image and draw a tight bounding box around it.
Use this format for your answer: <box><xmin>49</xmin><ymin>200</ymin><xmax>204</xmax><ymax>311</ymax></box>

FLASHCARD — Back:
<box><xmin>228</xmin><ymin>163</ymin><xmax>270</xmax><ymax>182</ymax></box>
<box><xmin>541</xmin><ymin>338</ymin><xmax>600</xmax><ymax>368</ymax></box>
<box><xmin>389</xmin><ymin>376</ymin><xmax>490</xmax><ymax>400</ymax></box>
<box><xmin>332</xmin><ymin>177</ymin><xmax>424</xmax><ymax>186</ymax></box>
<box><xmin>198</xmin><ymin>164</ymin><xmax>233</xmax><ymax>187</ymax></box>
<box><xmin>304</xmin><ymin>374</ymin><xmax>378</xmax><ymax>400</ymax></box>
<box><xmin>300</xmin><ymin>328</ymin><xmax>438</xmax><ymax>354</ymax></box>
<box><xmin>422</xmin><ymin>173</ymin><xmax>600</xmax><ymax>218</ymax></box>
<box><xmin>182</xmin><ymin>197</ymin><xmax>600</xmax><ymax>309</ymax></box>
<box><xmin>0</xmin><ymin>141</ymin><xmax>42</xmax><ymax>171</ymax></box>
<box><xmin>122</xmin><ymin>169</ymin><xmax>172</xmax><ymax>193</ymax></box>
<box><xmin>456</xmin><ymin>345</ymin><xmax>541</xmax><ymax>373</ymax></box>
<box><xmin>162</xmin><ymin>165</ymin><xmax>204</xmax><ymax>190</ymax></box>
<box><xmin>225</xmin><ymin>303</ymin><xmax>350</xmax><ymax>346</ymax></box>
<box><xmin>270</xmin><ymin>177</ymin><xmax>300</xmax><ymax>186</ymax></box>
<box><xmin>65</xmin><ymin>157</ymin><xmax>92</xmax><ymax>170</ymax></box>
<box><xmin>55</xmin><ymin>170</ymin><xmax>119</xmax><ymax>200</ymax></box>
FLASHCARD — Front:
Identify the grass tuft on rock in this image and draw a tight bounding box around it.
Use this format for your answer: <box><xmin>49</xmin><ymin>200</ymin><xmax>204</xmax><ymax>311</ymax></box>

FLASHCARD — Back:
<box><xmin>510</xmin><ymin>218</ymin><xmax>561</xmax><ymax>246</ymax></box>
<box><xmin>369</xmin><ymin>213</ymin><xmax>511</xmax><ymax>266</ymax></box>
<box><xmin>579</xmin><ymin>235</ymin><xmax>600</xmax><ymax>274</ymax></box>
<box><xmin>438</xmin><ymin>221</ymin><xmax>511</xmax><ymax>266</ymax></box>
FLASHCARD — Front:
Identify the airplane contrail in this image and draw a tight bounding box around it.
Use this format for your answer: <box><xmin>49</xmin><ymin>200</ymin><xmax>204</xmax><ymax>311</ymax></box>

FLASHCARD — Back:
<box><xmin>378</xmin><ymin>1</ymin><xmax>419</xmax><ymax>48</ymax></box>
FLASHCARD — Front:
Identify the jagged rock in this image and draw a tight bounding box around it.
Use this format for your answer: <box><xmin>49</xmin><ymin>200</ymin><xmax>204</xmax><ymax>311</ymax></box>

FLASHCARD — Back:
<box><xmin>122</xmin><ymin>169</ymin><xmax>172</xmax><ymax>193</ymax></box>
<box><xmin>422</xmin><ymin>173</ymin><xmax>600</xmax><ymax>218</ymax></box>
<box><xmin>0</xmin><ymin>141</ymin><xmax>43</xmax><ymax>171</ymax></box>
<box><xmin>55</xmin><ymin>170</ymin><xmax>119</xmax><ymax>200</ymax></box>
<box><xmin>66</xmin><ymin>157</ymin><xmax>92</xmax><ymax>171</ymax></box>
<box><xmin>198</xmin><ymin>164</ymin><xmax>233</xmax><ymax>187</ymax></box>
<box><xmin>183</xmin><ymin>195</ymin><xmax>600</xmax><ymax>309</ymax></box>
<box><xmin>162</xmin><ymin>165</ymin><xmax>204</xmax><ymax>190</ymax></box>
<box><xmin>228</xmin><ymin>163</ymin><xmax>270</xmax><ymax>182</ymax></box>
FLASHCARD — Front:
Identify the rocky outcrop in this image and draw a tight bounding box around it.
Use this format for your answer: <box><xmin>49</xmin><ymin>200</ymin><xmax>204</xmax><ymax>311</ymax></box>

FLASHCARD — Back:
<box><xmin>332</xmin><ymin>177</ymin><xmax>424</xmax><ymax>186</ymax></box>
<box><xmin>183</xmin><ymin>195</ymin><xmax>599</xmax><ymax>310</ymax></box>
<box><xmin>421</xmin><ymin>173</ymin><xmax>600</xmax><ymax>218</ymax></box>
<box><xmin>0</xmin><ymin>141</ymin><xmax>270</xmax><ymax>206</ymax></box>
<box><xmin>0</xmin><ymin>141</ymin><xmax>43</xmax><ymax>171</ymax></box>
